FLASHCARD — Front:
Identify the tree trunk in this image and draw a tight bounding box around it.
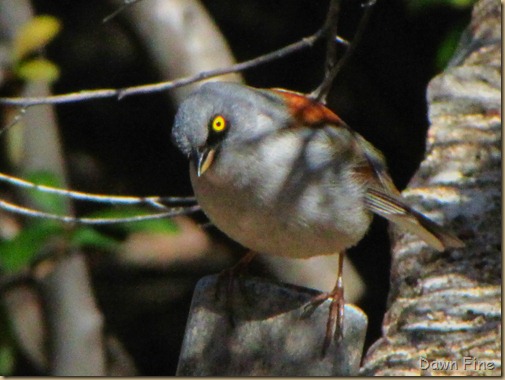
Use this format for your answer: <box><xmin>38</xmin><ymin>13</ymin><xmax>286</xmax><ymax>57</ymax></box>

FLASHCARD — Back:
<box><xmin>361</xmin><ymin>0</ymin><xmax>501</xmax><ymax>375</ymax></box>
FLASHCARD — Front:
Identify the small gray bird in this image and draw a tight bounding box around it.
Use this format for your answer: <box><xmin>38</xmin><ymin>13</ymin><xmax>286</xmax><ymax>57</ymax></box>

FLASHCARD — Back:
<box><xmin>171</xmin><ymin>81</ymin><xmax>463</xmax><ymax>350</ymax></box>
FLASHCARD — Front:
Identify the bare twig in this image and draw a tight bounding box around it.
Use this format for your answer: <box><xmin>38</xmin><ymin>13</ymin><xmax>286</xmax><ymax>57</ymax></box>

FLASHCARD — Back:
<box><xmin>103</xmin><ymin>0</ymin><xmax>143</xmax><ymax>23</ymax></box>
<box><xmin>0</xmin><ymin>171</ymin><xmax>196</xmax><ymax>208</ymax></box>
<box><xmin>0</xmin><ymin>0</ymin><xmax>350</xmax><ymax>228</ymax></box>
<box><xmin>0</xmin><ymin>107</ymin><xmax>27</xmax><ymax>137</ymax></box>
<box><xmin>310</xmin><ymin>0</ymin><xmax>377</xmax><ymax>103</ymax></box>
<box><xmin>0</xmin><ymin>199</ymin><xmax>200</xmax><ymax>224</ymax></box>
<box><xmin>0</xmin><ymin>28</ymin><xmax>326</xmax><ymax>108</ymax></box>
<box><xmin>119</xmin><ymin>0</ymin><xmax>242</xmax><ymax>104</ymax></box>
<box><xmin>335</xmin><ymin>35</ymin><xmax>350</xmax><ymax>48</ymax></box>
<box><xmin>322</xmin><ymin>0</ymin><xmax>342</xmax><ymax>92</ymax></box>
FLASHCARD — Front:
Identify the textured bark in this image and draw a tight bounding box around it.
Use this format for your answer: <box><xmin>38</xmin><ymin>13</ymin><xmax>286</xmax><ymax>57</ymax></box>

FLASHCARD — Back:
<box><xmin>361</xmin><ymin>0</ymin><xmax>501</xmax><ymax>376</ymax></box>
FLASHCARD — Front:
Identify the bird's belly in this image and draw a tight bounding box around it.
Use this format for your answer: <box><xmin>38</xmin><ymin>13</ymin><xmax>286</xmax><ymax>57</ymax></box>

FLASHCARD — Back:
<box><xmin>190</xmin><ymin>165</ymin><xmax>372</xmax><ymax>259</ymax></box>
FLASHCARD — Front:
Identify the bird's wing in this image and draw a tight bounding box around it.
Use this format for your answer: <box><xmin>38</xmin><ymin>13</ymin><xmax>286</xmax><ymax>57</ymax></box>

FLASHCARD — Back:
<box><xmin>271</xmin><ymin>89</ymin><xmax>463</xmax><ymax>251</ymax></box>
<box><xmin>365</xmin><ymin>187</ymin><xmax>464</xmax><ymax>251</ymax></box>
<box><xmin>351</xmin><ymin>131</ymin><xmax>464</xmax><ymax>251</ymax></box>
<box><xmin>351</xmin><ymin>132</ymin><xmax>401</xmax><ymax>196</ymax></box>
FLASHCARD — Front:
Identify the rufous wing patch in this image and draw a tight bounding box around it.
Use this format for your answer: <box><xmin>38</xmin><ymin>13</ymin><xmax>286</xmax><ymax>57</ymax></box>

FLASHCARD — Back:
<box><xmin>271</xmin><ymin>89</ymin><xmax>346</xmax><ymax>128</ymax></box>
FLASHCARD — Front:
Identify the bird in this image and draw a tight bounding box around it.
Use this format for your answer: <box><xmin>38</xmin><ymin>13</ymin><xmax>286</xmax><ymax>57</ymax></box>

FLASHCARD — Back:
<box><xmin>171</xmin><ymin>81</ymin><xmax>464</xmax><ymax>353</ymax></box>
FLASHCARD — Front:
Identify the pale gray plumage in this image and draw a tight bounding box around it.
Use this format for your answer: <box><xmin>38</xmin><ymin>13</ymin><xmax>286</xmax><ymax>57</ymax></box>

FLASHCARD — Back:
<box><xmin>171</xmin><ymin>82</ymin><xmax>463</xmax><ymax>259</ymax></box>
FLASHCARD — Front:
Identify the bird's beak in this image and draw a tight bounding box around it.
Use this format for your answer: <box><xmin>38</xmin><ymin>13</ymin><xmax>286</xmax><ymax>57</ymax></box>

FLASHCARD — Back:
<box><xmin>194</xmin><ymin>147</ymin><xmax>216</xmax><ymax>177</ymax></box>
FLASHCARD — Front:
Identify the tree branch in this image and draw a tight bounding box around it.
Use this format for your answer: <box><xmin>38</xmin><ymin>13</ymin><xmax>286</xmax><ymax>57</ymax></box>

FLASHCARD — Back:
<box><xmin>39</xmin><ymin>252</ymin><xmax>106</xmax><ymax>375</ymax></box>
<box><xmin>0</xmin><ymin>199</ymin><xmax>200</xmax><ymax>225</ymax></box>
<box><xmin>310</xmin><ymin>0</ymin><xmax>376</xmax><ymax>103</ymax></box>
<box><xmin>103</xmin><ymin>0</ymin><xmax>142</xmax><ymax>23</ymax></box>
<box><xmin>116</xmin><ymin>0</ymin><xmax>243</xmax><ymax>104</ymax></box>
<box><xmin>0</xmin><ymin>171</ymin><xmax>195</xmax><ymax>207</ymax></box>
<box><xmin>0</xmin><ymin>28</ymin><xmax>326</xmax><ymax>108</ymax></box>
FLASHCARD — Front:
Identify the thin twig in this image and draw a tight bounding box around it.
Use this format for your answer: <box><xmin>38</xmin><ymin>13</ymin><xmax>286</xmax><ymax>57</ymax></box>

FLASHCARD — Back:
<box><xmin>0</xmin><ymin>172</ymin><xmax>195</xmax><ymax>208</ymax></box>
<box><xmin>322</xmin><ymin>0</ymin><xmax>342</xmax><ymax>93</ymax></box>
<box><xmin>103</xmin><ymin>0</ymin><xmax>143</xmax><ymax>23</ymax></box>
<box><xmin>335</xmin><ymin>35</ymin><xmax>350</xmax><ymax>48</ymax></box>
<box><xmin>310</xmin><ymin>0</ymin><xmax>377</xmax><ymax>102</ymax></box>
<box><xmin>0</xmin><ymin>199</ymin><xmax>201</xmax><ymax>224</ymax></box>
<box><xmin>0</xmin><ymin>28</ymin><xmax>327</xmax><ymax>107</ymax></box>
<box><xmin>0</xmin><ymin>1</ymin><xmax>347</xmax><ymax>227</ymax></box>
<box><xmin>1</xmin><ymin>107</ymin><xmax>27</xmax><ymax>136</ymax></box>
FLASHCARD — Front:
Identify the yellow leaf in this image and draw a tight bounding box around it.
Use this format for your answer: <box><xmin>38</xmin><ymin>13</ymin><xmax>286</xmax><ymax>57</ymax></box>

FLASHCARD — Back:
<box><xmin>16</xmin><ymin>58</ymin><xmax>60</xmax><ymax>83</ymax></box>
<box><xmin>13</xmin><ymin>15</ymin><xmax>61</xmax><ymax>61</ymax></box>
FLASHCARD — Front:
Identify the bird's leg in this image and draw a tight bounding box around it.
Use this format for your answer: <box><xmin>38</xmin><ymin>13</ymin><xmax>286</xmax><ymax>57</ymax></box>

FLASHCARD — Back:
<box><xmin>215</xmin><ymin>250</ymin><xmax>258</xmax><ymax>325</ymax></box>
<box><xmin>302</xmin><ymin>251</ymin><xmax>345</xmax><ymax>355</ymax></box>
<box><xmin>332</xmin><ymin>251</ymin><xmax>345</xmax><ymax>340</ymax></box>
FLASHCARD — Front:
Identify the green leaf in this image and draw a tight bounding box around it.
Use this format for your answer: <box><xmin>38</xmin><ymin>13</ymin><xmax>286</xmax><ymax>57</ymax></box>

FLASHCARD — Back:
<box><xmin>23</xmin><ymin>171</ymin><xmax>66</xmax><ymax>214</ymax></box>
<box><xmin>86</xmin><ymin>207</ymin><xmax>180</xmax><ymax>234</ymax></box>
<box><xmin>0</xmin><ymin>342</ymin><xmax>15</xmax><ymax>376</ymax></box>
<box><xmin>70</xmin><ymin>227</ymin><xmax>119</xmax><ymax>252</ymax></box>
<box><xmin>13</xmin><ymin>15</ymin><xmax>61</xmax><ymax>61</ymax></box>
<box><xmin>0</xmin><ymin>220</ymin><xmax>62</xmax><ymax>273</ymax></box>
<box><xmin>16</xmin><ymin>58</ymin><xmax>60</xmax><ymax>83</ymax></box>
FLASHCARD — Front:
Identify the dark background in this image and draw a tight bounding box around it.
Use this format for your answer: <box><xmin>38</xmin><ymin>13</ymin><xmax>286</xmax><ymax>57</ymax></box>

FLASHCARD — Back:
<box><xmin>14</xmin><ymin>0</ymin><xmax>474</xmax><ymax>375</ymax></box>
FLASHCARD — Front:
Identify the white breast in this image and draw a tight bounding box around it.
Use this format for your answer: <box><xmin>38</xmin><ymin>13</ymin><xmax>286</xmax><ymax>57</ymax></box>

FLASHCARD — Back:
<box><xmin>191</xmin><ymin>128</ymin><xmax>373</xmax><ymax>258</ymax></box>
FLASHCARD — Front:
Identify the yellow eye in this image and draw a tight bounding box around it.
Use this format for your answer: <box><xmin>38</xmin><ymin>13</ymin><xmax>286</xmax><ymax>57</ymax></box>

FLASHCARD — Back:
<box><xmin>211</xmin><ymin>115</ymin><xmax>227</xmax><ymax>132</ymax></box>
